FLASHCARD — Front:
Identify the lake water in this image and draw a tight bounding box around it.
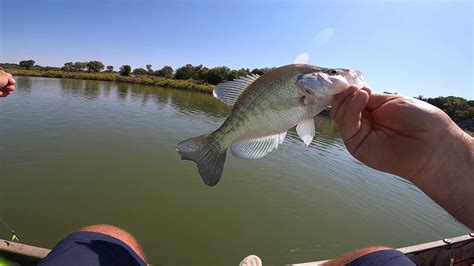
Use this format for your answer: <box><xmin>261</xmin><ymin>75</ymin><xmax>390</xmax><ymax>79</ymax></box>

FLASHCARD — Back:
<box><xmin>0</xmin><ymin>77</ymin><xmax>468</xmax><ymax>265</ymax></box>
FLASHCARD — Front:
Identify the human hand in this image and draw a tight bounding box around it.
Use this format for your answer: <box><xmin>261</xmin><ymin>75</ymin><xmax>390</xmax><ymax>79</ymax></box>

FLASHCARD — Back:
<box><xmin>331</xmin><ymin>86</ymin><xmax>462</xmax><ymax>181</ymax></box>
<box><xmin>0</xmin><ymin>70</ymin><xmax>16</xmax><ymax>97</ymax></box>
<box><xmin>332</xmin><ymin>87</ymin><xmax>474</xmax><ymax>228</ymax></box>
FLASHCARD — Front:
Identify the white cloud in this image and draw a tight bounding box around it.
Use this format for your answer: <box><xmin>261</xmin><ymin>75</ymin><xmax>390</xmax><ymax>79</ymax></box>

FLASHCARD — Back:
<box><xmin>294</xmin><ymin>52</ymin><xmax>310</xmax><ymax>64</ymax></box>
<box><xmin>313</xmin><ymin>28</ymin><xmax>334</xmax><ymax>47</ymax></box>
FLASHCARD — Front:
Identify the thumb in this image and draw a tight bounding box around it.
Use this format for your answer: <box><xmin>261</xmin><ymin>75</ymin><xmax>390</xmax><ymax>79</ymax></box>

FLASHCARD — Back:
<box><xmin>333</xmin><ymin>88</ymin><xmax>371</xmax><ymax>142</ymax></box>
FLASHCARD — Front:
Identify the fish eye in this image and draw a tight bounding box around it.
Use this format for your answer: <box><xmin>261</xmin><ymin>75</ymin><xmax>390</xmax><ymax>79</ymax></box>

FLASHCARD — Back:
<box><xmin>328</xmin><ymin>69</ymin><xmax>338</xmax><ymax>75</ymax></box>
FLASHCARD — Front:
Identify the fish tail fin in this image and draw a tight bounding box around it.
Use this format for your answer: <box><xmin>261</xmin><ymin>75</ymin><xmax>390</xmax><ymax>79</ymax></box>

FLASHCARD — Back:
<box><xmin>176</xmin><ymin>133</ymin><xmax>227</xmax><ymax>186</ymax></box>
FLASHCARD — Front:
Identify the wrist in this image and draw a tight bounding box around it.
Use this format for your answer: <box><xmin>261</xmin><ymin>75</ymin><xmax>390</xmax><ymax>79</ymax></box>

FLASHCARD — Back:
<box><xmin>410</xmin><ymin>122</ymin><xmax>474</xmax><ymax>227</ymax></box>
<box><xmin>414</xmin><ymin>122</ymin><xmax>473</xmax><ymax>184</ymax></box>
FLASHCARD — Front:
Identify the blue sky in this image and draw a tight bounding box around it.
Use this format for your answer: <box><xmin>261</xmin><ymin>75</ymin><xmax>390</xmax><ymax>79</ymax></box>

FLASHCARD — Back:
<box><xmin>0</xmin><ymin>0</ymin><xmax>472</xmax><ymax>99</ymax></box>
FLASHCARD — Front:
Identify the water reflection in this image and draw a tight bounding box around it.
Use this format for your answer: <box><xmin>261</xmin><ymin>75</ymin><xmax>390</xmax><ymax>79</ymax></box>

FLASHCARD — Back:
<box><xmin>127</xmin><ymin>84</ymin><xmax>153</xmax><ymax>107</ymax></box>
<box><xmin>116</xmin><ymin>82</ymin><xmax>129</xmax><ymax>101</ymax></box>
<box><xmin>14</xmin><ymin>76</ymin><xmax>32</xmax><ymax>96</ymax></box>
<box><xmin>60</xmin><ymin>78</ymin><xmax>85</xmax><ymax>98</ymax></box>
<box><xmin>56</xmin><ymin>78</ymin><xmax>229</xmax><ymax>119</ymax></box>
<box><xmin>102</xmin><ymin>80</ymin><xmax>112</xmax><ymax>98</ymax></box>
<box><xmin>55</xmin><ymin>78</ymin><xmax>338</xmax><ymax>134</ymax></box>
<box><xmin>163</xmin><ymin>88</ymin><xmax>229</xmax><ymax>118</ymax></box>
<box><xmin>83</xmin><ymin>80</ymin><xmax>100</xmax><ymax>101</ymax></box>
<box><xmin>315</xmin><ymin>117</ymin><xmax>340</xmax><ymax>141</ymax></box>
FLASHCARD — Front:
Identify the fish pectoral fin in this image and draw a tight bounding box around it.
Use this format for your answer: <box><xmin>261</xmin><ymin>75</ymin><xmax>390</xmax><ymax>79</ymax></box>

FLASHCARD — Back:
<box><xmin>231</xmin><ymin>132</ymin><xmax>287</xmax><ymax>159</ymax></box>
<box><xmin>213</xmin><ymin>74</ymin><xmax>260</xmax><ymax>107</ymax></box>
<box><xmin>296</xmin><ymin>118</ymin><xmax>315</xmax><ymax>146</ymax></box>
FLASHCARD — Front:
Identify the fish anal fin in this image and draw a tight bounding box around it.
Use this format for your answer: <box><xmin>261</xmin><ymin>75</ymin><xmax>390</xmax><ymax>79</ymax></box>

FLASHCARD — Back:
<box><xmin>296</xmin><ymin>118</ymin><xmax>315</xmax><ymax>146</ymax></box>
<box><xmin>231</xmin><ymin>132</ymin><xmax>287</xmax><ymax>159</ymax></box>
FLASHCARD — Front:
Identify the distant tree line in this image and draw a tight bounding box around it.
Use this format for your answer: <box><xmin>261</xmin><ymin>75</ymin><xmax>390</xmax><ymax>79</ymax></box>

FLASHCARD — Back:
<box><xmin>415</xmin><ymin>95</ymin><xmax>474</xmax><ymax>122</ymax></box>
<box><xmin>119</xmin><ymin>63</ymin><xmax>271</xmax><ymax>85</ymax></box>
<box><xmin>2</xmin><ymin>59</ymin><xmax>272</xmax><ymax>85</ymax></box>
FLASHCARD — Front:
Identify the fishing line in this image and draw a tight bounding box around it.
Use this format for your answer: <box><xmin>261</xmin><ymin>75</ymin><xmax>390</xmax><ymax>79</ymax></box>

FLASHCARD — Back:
<box><xmin>0</xmin><ymin>216</ymin><xmax>19</xmax><ymax>242</ymax></box>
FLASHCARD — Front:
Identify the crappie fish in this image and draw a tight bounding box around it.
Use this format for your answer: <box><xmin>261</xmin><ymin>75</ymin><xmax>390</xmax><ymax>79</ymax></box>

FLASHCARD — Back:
<box><xmin>176</xmin><ymin>64</ymin><xmax>368</xmax><ymax>186</ymax></box>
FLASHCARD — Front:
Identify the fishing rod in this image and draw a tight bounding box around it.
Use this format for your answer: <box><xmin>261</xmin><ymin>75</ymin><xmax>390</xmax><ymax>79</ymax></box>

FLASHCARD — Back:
<box><xmin>0</xmin><ymin>216</ymin><xmax>19</xmax><ymax>242</ymax></box>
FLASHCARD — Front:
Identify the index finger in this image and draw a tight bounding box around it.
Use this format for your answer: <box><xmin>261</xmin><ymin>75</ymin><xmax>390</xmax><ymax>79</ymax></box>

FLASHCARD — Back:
<box><xmin>366</xmin><ymin>92</ymin><xmax>400</xmax><ymax>111</ymax></box>
<box><xmin>331</xmin><ymin>86</ymin><xmax>359</xmax><ymax>121</ymax></box>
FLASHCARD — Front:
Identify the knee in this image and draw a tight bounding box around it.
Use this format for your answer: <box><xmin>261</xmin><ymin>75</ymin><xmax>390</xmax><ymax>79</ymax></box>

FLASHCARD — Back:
<box><xmin>80</xmin><ymin>224</ymin><xmax>147</xmax><ymax>262</ymax></box>
<box><xmin>323</xmin><ymin>246</ymin><xmax>393</xmax><ymax>266</ymax></box>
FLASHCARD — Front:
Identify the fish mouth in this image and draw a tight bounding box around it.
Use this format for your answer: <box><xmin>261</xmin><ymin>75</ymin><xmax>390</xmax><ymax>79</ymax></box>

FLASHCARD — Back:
<box><xmin>341</xmin><ymin>70</ymin><xmax>369</xmax><ymax>89</ymax></box>
<box><xmin>297</xmin><ymin>70</ymin><xmax>369</xmax><ymax>97</ymax></box>
<box><xmin>297</xmin><ymin>72</ymin><xmax>349</xmax><ymax>96</ymax></box>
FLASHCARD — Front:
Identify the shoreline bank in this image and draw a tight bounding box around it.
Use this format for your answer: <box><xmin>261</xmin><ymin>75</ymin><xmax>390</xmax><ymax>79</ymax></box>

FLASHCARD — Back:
<box><xmin>7</xmin><ymin>69</ymin><xmax>214</xmax><ymax>94</ymax></box>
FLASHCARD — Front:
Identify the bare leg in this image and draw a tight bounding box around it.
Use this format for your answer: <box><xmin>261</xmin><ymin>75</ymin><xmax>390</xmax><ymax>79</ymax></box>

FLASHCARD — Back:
<box><xmin>322</xmin><ymin>246</ymin><xmax>392</xmax><ymax>265</ymax></box>
<box><xmin>80</xmin><ymin>224</ymin><xmax>147</xmax><ymax>263</ymax></box>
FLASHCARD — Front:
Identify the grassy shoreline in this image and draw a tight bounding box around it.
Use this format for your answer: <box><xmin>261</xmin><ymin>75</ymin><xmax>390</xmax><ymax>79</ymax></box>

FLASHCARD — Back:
<box><xmin>7</xmin><ymin>69</ymin><xmax>214</xmax><ymax>94</ymax></box>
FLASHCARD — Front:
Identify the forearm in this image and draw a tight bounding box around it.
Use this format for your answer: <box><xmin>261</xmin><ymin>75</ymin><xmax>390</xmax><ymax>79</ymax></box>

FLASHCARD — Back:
<box><xmin>410</xmin><ymin>122</ymin><xmax>474</xmax><ymax>229</ymax></box>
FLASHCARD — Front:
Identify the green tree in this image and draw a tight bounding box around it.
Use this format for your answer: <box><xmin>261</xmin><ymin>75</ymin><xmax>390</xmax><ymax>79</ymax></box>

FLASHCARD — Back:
<box><xmin>19</xmin><ymin>60</ymin><xmax>35</xmax><ymax>70</ymax></box>
<box><xmin>106</xmin><ymin>65</ymin><xmax>114</xmax><ymax>72</ymax></box>
<box><xmin>119</xmin><ymin>65</ymin><xmax>132</xmax><ymax>76</ymax></box>
<box><xmin>441</xmin><ymin>97</ymin><xmax>469</xmax><ymax>118</ymax></box>
<box><xmin>87</xmin><ymin>61</ymin><xmax>105</xmax><ymax>72</ymax></box>
<box><xmin>174</xmin><ymin>64</ymin><xmax>196</xmax><ymax>80</ymax></box>
<box><xmin>195</xmin><ymin>67</ymin><xmax>209</xmax><ymax>82</ymax></box>
<box><xmin>191</xmin><ymin>64</ymin><xmax>204</xmax><ymax>80</ymax></box>
<box><xmin>239</xmin><ymin>68</ymin><xmax>251</xmax><ymax>76</ymax></box>
<box><xmin>73</xmin><ymin>62</ymin><xmax>87</xmax><ymax>71</ymax></box>
<box><xmin>146</xmin><ymin>64</ymin><xmax>153</xmax><ymax>74</ymax></box>
<box><xmin>251</xmin><ymin>68</ymin><xmax>269</xmax><ymax>75</ymax></box>
<box><xmin>419</xmin><ymin>96</ymin><xmax>474</xmax><ymax>122</ymax></box>
<box><xmin>132</xmin><ymin>68</ymin><xmax>147</xmax><ymax>76</ymax></box>
<box><xmin>62</xmin><ymin>62</ymin><xmax>74</xmax><ymax>72</ymax></box>
<box><xmin>156</xmin><ymin>66</ymin><xmax>173</xmax><ymax>78</ymax></box>
<box><xmin>228</xmin><ymin>68</ymin><xmax>251</xmax><ymax>80</ymax></box>
<box><xmin>206</xmin><ymin>66</ymin><xmax>231</xmax><ymax>85</ymax></box>
<box><xmin>415</xmin><ymin>95</ymin><xmax>425</xmax><ymax>100</ymax></box>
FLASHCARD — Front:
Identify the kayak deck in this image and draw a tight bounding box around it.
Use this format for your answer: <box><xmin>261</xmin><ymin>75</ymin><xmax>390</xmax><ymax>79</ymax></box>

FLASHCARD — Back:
<box><xmin>0</xmin><ymin>239</ymin><xmax>51</xmax><ymax>265</ymax></box>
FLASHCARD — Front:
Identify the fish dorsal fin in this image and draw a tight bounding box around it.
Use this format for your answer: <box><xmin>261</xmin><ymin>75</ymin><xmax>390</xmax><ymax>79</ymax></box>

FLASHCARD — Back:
<box><xmin>213</xmin><ymin>74</ymin><xmax>260</xmax><ymax>107</ymax></box>
<box><xmin>230</xmin><ymin>132</ymin><xmax>287</xmax><ymax>159</ymax></box>
<box><xmin>296</xmin><ymin>118</ymin><xmax>315</xmax><ymax>146</ymax></box>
